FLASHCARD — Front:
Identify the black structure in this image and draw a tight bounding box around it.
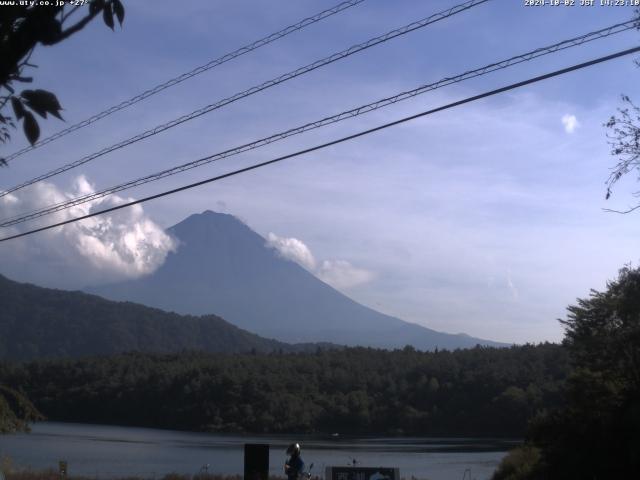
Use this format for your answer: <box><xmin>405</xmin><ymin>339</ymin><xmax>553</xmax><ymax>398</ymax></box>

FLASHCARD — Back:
<box><xmin>244</xmin><ymin>443</ymin><xmax>269</xmax><ymax>480</ymax></box>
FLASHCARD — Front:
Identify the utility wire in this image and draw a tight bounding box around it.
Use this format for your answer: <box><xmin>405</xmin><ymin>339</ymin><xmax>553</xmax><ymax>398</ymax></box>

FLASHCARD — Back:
<box><xmin>1</xmin><ymin>0</ymin><xmax>367</xmax><ymax>163</ymax></box>
<box><xmin>0</xmin><ymin>0</ymin><xmax>490</xmax><ymax>199</ymax></box>
<box><xmin>0</xmin><ymin>20</ymin><xmax>635</xmax><ymax>228</ymax></box>
<box><xmin>1</xmin><ymin>45</ymin><xmax>638</xmax><ymax>244</ymax></box>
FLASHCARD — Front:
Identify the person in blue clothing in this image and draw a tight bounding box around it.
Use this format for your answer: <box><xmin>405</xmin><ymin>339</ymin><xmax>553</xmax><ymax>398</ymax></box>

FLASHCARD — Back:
<box><xmin>284</xmin><ymin>443</ymin><xmax>305</xmax><ymax>480</ymax></box>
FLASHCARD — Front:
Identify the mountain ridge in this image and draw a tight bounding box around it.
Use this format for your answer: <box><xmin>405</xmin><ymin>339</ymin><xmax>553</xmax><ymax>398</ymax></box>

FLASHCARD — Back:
<box><xmin>88</xmin><ymin>210</ymin><xmax>507</xmax><ymax>350</ymax></box>
<box><xmin>0</xmin><ymin>273</ymin><xmax>306</xmax><ymax>361</ymax></box>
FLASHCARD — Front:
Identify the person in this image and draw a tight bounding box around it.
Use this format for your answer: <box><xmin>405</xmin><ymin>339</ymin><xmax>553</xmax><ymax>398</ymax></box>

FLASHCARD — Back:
<box><xmin>284</xmin><ymin>442</ymin><xmax>305</xmax><ymax>480</ymax></box>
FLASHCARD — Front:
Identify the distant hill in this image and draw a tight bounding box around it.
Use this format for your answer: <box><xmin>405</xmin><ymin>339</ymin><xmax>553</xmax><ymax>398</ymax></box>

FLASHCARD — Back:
<box><xmin>88</xmin><ymin>210</ymin><xmax>507</xmax><ymax>350</ymax></box>
<box><xmin>0</xmin><ymin>274</ymin><xmax>294</xmax><ymax>361</ymax></box>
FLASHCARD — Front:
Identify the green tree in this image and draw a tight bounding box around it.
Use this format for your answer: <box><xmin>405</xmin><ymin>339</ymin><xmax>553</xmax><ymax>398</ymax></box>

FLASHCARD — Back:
<box><xmin>0</xmin><ymin>0</ymin><xmax>125</xmax><ymax>154</ymax></box>
<box><xmin>605</xmin><ymin>95</ymin><xmax>640</xmax><ymax>212</ymax></box>
<box><xmin>0</xmin><ymin>385</ymin><xmax>43</xmax><ymax>434</ymax></box>
<box><xmin>526</xmin><ymin>266</ymin><xmax>640</xmax><ymax>478</ymax></box>
<box><xmin>492</xmin><ymin>445</ymin><xmax>542</xmax><ymax>480</ymax></box>
<box><xmin>604</xmin><ymin>10</ymin><xmax>640</xmax><ymax>211</ymax></box>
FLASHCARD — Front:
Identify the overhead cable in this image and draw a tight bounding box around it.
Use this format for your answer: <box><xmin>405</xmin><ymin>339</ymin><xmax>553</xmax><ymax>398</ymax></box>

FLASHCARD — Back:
<box><xmin>1</xmin><ymin>0</ymin><xmax>367</xmax><ymax>163</ymax></box>
<box><xmin>0</xmin><ymin>20</ymin><xmax>635</xmax><ymax>228</ymax></box>
<box><xmin>0</xmin><ymin>0</ymin><xmax>491</xmax><ymax>198</ymax></box>
<box><xmin>1</xmin><ymin>45</ymin><xmax>638</xmax><ymax>243</ymax></box>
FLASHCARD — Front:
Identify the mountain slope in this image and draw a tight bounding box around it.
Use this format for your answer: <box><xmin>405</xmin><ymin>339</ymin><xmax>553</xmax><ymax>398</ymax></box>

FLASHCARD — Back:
<box><xmin>89</xmin><ymin>211</ymin><xmax>506</xmax><ymax>350</ymax></box>
<box><xmin>0</xmin><ymin>274</ymin><xmax>292</xmax><ymax>361</ymax></box>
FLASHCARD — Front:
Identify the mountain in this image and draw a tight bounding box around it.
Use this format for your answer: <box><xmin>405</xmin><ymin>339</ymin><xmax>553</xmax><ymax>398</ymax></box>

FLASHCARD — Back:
<box><xmin>88</xmin><ymin>211</ymin><xmax>507</xmax><ymax>350</ymax></box>
<box><xmin>0</xmin><ymin>274</ymin><xmax>295</xmax><ymax>361</ymax></box>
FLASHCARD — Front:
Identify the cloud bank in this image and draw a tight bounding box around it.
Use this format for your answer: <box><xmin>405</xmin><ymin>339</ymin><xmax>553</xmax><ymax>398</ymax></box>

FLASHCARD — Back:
<box><xmin>0</xmin><ymin>176</ymin><xmax>176</xmax><ymax>288</ymax></box>
<box><xmin>266</xmin><ymin>232</ymin><xmax>374</xmax><ymax>289</ymax></box>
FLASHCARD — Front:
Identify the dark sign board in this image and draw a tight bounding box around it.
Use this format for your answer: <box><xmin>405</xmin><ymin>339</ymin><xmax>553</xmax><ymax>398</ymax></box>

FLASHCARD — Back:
<box><xmin>326</xmin><ymin>467</ymin><xmax>399</xmax><ymax>480</ymax></box>
<box><xmin>58</xmin><ymin>461</ymin><xmax>68</xmax><ymax>478</ymax></box>
<box><xmin>244</xmin><ymin>443</ymin><xmax>269</xmax><ymax>480</ymax></box>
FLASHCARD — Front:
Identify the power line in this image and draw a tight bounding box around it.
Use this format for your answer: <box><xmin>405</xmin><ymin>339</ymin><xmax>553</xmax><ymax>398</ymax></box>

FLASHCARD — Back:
<box><xmin>0</xmin><ymin>0</ymin><xmax>490</xmax><ymax>199</ymax></box>
<box><xmin>1</xmin><ymin>0</ymin><xmax>367</xmax><ymax>163</ymax></box>
<box><xmin>1</xmin><ymin>45</ymin><xmax>638</xmax><ymax>244</ymax></box>
<box><xmin>0</xmin><ymin>20</ymin><xmax>635</xmax><ymax>228</ymax></box>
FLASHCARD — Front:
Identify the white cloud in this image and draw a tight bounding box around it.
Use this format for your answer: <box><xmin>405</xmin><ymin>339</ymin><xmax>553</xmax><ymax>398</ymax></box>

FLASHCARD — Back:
<box><xmin>2</xmin><ymin>194</ymin><xmax>19</xmax><ymax>205</ymax></box>
<box><xmin>266</xmin><ymin>232</ymin><xmax>316</xmax><ymax>270</ymax></box>
<box><xmin>317</xmin><ymin>259</ymin><xmax>376</xmax><ymax>289</ymax></box>
<box><xmin>0</xmin><ymin>176</ymin><xmax>176</xmax><ymax>288</ymax></box>
<box><xmin>266</xmin><ymin>232</ymin><xmax>374</xmax><ymax>289</ymax></box>
<box><xmin>506</xmin><ymin>269</ymin><xmax>519</xmax><ymax>301</ymax></box>
<box><xmin>562</xmin><ymin>114</ymin><xmax>580</xmax><ymax>134</ymax></box>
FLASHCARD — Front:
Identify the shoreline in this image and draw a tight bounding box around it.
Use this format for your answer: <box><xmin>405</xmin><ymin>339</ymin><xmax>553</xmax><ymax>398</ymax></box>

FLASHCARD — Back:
<box><xmin>0</xmin><ymin>422</ymin><xmax>509</xmax><ymax>480</ymax></box>
<box><xmin>20</xmin><ymin>421</ymin><xmax>523</xmax><ymax>443</ymax></box>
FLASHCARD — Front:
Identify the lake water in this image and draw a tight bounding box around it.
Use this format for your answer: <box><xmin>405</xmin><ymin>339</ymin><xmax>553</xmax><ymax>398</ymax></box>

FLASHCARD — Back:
<box><xmin>0</xmin><ymin>423</ymin><xmax>518</xmax><ymax>480</ymax></box>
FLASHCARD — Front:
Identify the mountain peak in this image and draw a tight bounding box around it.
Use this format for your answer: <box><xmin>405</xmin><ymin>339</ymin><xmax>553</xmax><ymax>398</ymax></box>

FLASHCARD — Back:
<box><xmin>178</xmin><ymin>210</ymin><xmax>239</xmax><ymax>226</ymax></box>
<box><xmin>201</xmin><ymin>209</ymin><xmax>230</xmax><ymax>218</ymax></box>
<box><xmin>89</xmin><ymin>211</ymin><xmax>508</xmax><ymax>350</ymax></box>
<box><xmin>169</xmin><ymin>210</ymin><xmax>255</xmax><ymax>245</ymax></box>
<box><xmin>0</xmin><ymin>274</ymin><xmax>291</xmax><ymax>361</ymax></box>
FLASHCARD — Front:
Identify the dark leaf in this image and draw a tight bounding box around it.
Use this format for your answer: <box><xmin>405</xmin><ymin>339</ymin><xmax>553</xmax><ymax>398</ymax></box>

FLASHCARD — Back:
<box><xmin>103</xmin><ymin>2</ymin><xmax>114</xmax><ymax>30</ymax></box>
<box><xmin>0</xmin><ymin>158</ymin><xmax>6</xmax><ymax>167</ymax></box>
<box><xmin>113</xmin><ymin>0</ymin><xmax>125</xmax><ymax>25</ymax></box>
<box><xmin>11</xmin><ymin>96</ymin><xmax>25</xmax><ymax>120</ymax></box>
<box><xmin>38</xmin><ymin>17</ymin><xmax>62</xmax><ymax>45</ymax></box>
<box><xmin>90</xmin><ymin>0</ymin><xmax>105</xmax><ymax>15</ymax></box>
<box><xmin>14</xmin><ymin>76</ymin><xmax>33</xmax><ymax>83</ymax></box>
<box><xmin>25</xmin><ymin>103</ymin><xmax>47</xmax><ymax>119</ymax></box>
<box><xmin>23</xmin><ymin>111</ymin><xmax>40</xmax><ymax>145</ymax></box>
<box><xmin>21</xmin><ymin>89</ymin><xmax>63</xmax><ymax>120</ymax></box>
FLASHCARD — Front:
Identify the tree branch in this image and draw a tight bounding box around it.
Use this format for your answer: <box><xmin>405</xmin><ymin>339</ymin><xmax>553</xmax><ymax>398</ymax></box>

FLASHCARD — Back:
<box><xmin>602</xmin><ymin>204</ymin><xmax>640</xmax><ymax>214</ymax></box>
<box><xmin>56</xmin><ymin>9</ymin><xmax>101</xmax><ymax>42</ymax></box>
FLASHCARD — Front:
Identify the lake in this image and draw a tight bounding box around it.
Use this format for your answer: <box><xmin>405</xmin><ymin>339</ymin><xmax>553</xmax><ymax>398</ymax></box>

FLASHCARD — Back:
<box><xmin>0</xmin><ymin>422</ymin><xmax>518</xmax><ymax>480</ymax></box>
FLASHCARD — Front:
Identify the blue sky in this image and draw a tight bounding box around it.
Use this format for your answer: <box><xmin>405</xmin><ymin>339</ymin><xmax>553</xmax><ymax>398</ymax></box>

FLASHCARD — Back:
<box><xmin>1</xmin><ymin>0</ymin><xmax>639</xmax><ymax>343</ymax></box>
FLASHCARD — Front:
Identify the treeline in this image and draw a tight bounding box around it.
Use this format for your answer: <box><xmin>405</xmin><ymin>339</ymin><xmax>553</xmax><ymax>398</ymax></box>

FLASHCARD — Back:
<box><xmin>0</xmin><ymin>343</ymin><xmax>567</xmax><ymax>437</ymax></box>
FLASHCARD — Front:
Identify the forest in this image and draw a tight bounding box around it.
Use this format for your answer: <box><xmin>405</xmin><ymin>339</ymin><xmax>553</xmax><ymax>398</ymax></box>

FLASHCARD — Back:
<box><xmin>0</xmin><ymin>343</ymin><xmax>567</xmax><ymax>437</ymax></box>
<box><xmin>0</xmin><ymin>274</ymin><xmax>301</xmax><ymax>360</ymax></box>
<box><xmin>2</xmin><ymin>265</ymin><xmax>640</xmax><ymax>479</ymax></box>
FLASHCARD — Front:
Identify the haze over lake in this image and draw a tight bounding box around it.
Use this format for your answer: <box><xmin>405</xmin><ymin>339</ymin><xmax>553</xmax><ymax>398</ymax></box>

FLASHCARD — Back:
<box><xmin>0</xmin><ymin>423</ymin><xmax>516</xmax><ymax>480</ymax></box>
